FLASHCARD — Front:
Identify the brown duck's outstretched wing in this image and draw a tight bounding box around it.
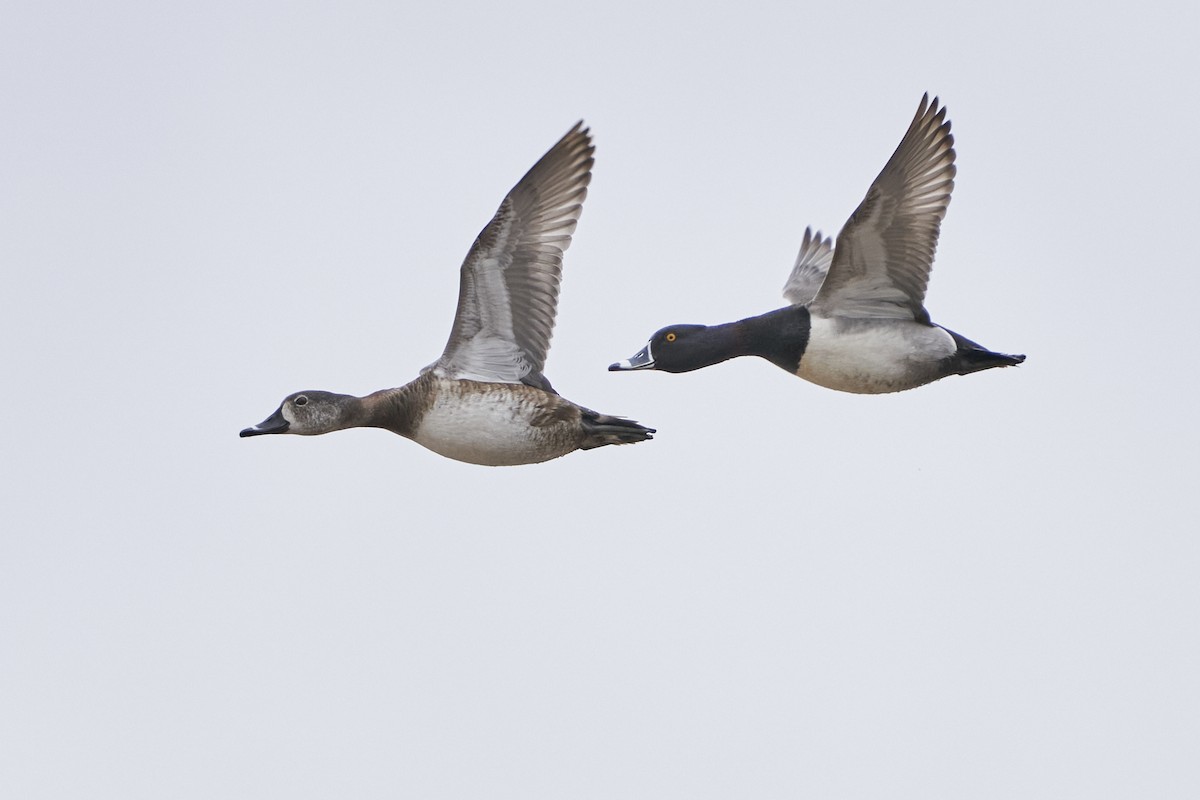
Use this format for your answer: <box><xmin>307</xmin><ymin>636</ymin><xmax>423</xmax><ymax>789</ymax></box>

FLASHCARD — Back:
<box><xmin>431</xmin><ymin>123</ymin><xmax>594</xmax><ymax>387</ymax></box>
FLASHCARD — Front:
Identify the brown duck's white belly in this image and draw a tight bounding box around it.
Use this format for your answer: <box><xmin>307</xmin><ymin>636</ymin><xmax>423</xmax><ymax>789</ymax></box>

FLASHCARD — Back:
<box><xmin>411</xmin><ymin>380</ymin><xmax>580</xmax><ymax>466</ymax></box>
<box><xmin>797</xmin><ymin>317</ymin><xmax>957</xmax><ymax>394</ymax></box>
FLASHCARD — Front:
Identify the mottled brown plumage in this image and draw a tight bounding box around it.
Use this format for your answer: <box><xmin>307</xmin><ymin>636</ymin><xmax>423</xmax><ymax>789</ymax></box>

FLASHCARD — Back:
<box><xmin>242</xmin><ymin>124</ymin><xmax>653</xmax><ymax>465</ymax></box>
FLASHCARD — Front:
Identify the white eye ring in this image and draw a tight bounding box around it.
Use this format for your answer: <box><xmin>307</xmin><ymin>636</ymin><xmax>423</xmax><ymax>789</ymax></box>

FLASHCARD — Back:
<box><xmin>295</xmin><ymin>396</ymin><xmax>309</xmax><ymax>406</ymax></box>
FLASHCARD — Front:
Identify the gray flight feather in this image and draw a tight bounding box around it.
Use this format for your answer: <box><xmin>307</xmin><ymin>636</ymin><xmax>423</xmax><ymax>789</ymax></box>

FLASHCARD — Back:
<box><xmin>430</xmin><ymin>123</ymin><xmax>594</xmax><ymax>387</ymax></box>
<box><xmin>781</xmin><ymin>226</ymin><xmax>834</xmax><ymax>306</ymax></box>
<box><xmin>809</xmin><ymin>94</ymin><xmax>956</xmax><ymax>323</ymax></box>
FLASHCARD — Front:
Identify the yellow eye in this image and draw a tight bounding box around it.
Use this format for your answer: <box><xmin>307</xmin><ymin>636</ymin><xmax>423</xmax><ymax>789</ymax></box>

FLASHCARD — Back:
<box><xmin>665</xmin><ymin>332</ymin><xmax>676</xmax><ymax>342</ymax></box>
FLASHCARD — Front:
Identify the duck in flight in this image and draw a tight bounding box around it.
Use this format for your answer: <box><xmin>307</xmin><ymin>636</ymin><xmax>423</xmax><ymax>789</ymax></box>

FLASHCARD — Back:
<box><xmin>610</xmin><ymin>95</ymin><xmax>1025</xmax><ymax>394</ymax></box>
<box><xmin>242</xmin><ymin>124</ymin><xmax>654</xmax><ymax>465</ymax></box>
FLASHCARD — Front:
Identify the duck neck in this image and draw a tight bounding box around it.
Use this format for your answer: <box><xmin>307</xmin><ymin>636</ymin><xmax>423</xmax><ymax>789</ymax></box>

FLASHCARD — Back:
<box><xmin>720</xmin><ymin>305</ymin><xmax>811</xmax><ymax>373</ymax></box>
<box><xmin>357</xmin><ymin>373</ymin><xmax>432</xmax><ymax>438</ymax></box>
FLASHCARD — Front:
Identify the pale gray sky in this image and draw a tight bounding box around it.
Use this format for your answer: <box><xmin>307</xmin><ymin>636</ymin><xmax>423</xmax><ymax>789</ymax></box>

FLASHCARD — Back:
<box><xmin>3</xmin><ymin>1</ymin><xmax>1198</xmax><ymax>798</ymax></box>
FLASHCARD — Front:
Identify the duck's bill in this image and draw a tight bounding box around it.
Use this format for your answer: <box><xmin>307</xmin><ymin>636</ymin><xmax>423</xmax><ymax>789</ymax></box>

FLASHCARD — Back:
<box><xmin>239</xmin><ymin>407</ymin><xmax>289</xmax><ymax>437</ymax></box>
<box><xmin>608</xmin><ymin>344</ymin><xmax>655</xmax><ymax>371</ymax></box>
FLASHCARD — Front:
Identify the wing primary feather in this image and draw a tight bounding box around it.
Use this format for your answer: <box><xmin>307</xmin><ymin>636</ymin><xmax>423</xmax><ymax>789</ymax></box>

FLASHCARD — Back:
<box><xmin>809</xmin><ymin>95</ymin><xmax>956</xmax><ymax>322</ymax></box>
<box><xmin>434</xmin><ymin>125</ymin><xmax>595</xmax><ymax>384</ymax></box>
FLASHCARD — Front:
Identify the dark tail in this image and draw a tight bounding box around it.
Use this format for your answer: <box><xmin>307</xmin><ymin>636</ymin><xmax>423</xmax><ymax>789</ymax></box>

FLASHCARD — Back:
<box><xmin>579</xmin><ymin>410</ymin><xmax>656</xmax><ymax>450</ymax></box>
<box><xmin>946</xmin><ymin>328</ymin><xmax>1026</xmax><ymax>376</ymax></box>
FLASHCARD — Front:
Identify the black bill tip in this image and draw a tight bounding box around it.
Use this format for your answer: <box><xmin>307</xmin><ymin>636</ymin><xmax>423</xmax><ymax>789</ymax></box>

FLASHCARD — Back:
<box><xmin>239</xmin><ymin>407</ymin><xmax>289</xmax><ymax>437</ymax></box>
<box><xmin>608</xmin><ymin>344</ymin><xmax>655</xmax><ymax>371</ymax></box>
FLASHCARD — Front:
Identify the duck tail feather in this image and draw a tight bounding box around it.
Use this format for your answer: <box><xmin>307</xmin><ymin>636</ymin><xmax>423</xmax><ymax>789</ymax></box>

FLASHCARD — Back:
<box><xmin>944</xmin><ymin>327</ymin><xmax>1025</xmax><ymax>374</ymax></box>
<box><xmin>579</xmin><ymin>410</ymin><xmax>656</xmax><ymax>449</ymax></box>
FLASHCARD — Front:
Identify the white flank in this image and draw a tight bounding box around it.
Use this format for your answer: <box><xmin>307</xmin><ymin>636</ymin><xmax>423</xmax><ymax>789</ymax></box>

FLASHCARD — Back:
<box><xmin>798</xmin><ymin>316</ymin><xmax>956</xmax><ymax>394</ymax></box>
<box><xmin>413</xmin><ymin>386</ymin><xmax>572</xmax><ymax>466</ymax></box>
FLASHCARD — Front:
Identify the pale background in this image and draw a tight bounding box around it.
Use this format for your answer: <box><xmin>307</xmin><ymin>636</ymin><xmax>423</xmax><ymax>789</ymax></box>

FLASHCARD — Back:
<box><xmin>2</xmin><ymin>2</ymin><xmax>1198</xmax><ymax>798</ymax></box>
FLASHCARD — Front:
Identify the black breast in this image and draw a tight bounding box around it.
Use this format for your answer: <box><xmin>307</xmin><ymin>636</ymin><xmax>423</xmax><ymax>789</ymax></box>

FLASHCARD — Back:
<box><xmin>740</xmin><ymin>305</ymin><xmax>812</xmax><ymax>374</ymax></box>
